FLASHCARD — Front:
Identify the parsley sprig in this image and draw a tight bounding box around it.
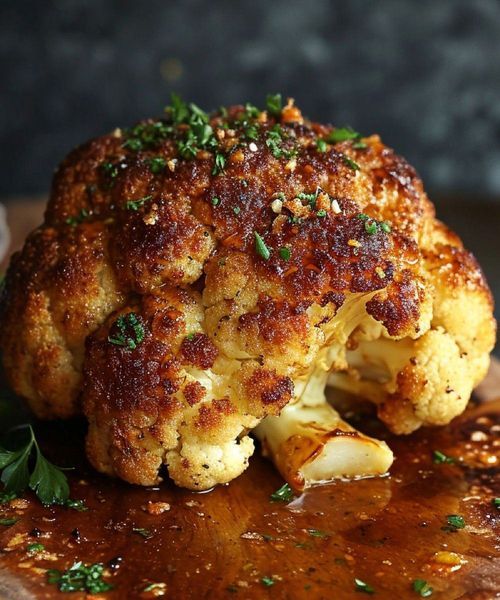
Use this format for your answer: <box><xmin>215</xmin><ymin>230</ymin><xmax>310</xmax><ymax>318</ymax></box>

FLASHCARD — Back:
<box><xmin>47</xmin><ymin>561</ymin><xmax>113</xmax><ymax>594</ymax></box>
<box><xmin>413</xmin><ymin>579</ymin><xmax>433</xmax><ymax>597</ymax></box>
<box><xmin>0</xmin><ymin>425</ymin><xmax>69</xmax><ymax>505</ymax></box>
<box><xmin>270</xmin><ymin>483</ymin><xmax>294</xmax><ymax>503</ymax></box>
<box><xmin>108</xmin><ymin>313</ymin><xmax>145</xmax><ymax>351</ymax></box>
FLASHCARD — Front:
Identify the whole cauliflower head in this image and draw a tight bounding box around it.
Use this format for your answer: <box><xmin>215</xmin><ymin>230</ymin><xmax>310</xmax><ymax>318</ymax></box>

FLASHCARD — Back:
<box><xmin>0</xmin><ymin>96</ymin><xmax>495</xmax><ymax>490</ymax></box>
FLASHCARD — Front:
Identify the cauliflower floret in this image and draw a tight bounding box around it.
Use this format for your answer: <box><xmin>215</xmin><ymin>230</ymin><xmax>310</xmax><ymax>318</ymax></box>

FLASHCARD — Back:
<box><xmin>0</xmin><ymin>96</ymin><xmax>495</xmax><ymax>490</ymax></box>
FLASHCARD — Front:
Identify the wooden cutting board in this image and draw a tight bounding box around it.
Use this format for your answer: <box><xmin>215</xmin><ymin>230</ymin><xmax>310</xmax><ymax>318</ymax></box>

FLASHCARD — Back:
<box><xmin>0</xmin><ymin>360</ymin><xmax>498</xmax><ymax>600</ymax></box>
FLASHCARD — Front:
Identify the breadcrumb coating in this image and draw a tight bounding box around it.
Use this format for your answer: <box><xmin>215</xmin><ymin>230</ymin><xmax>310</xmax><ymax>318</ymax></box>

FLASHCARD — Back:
<box><xmin>0</xmin><ymin>97</ymin><xmax>495</xmax><ymax>489</ymax></box>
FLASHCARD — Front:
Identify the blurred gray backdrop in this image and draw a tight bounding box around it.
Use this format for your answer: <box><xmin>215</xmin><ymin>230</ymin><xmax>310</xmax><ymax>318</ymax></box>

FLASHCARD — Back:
<box><xmin>1</xmin><ymin>0</ymin><xmax>500</xmax><ymax>199</ymax></box>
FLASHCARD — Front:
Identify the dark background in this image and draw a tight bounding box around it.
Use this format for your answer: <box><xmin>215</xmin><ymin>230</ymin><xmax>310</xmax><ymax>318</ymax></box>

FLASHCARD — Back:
<box><xmin>0</xmin><ymin>0</ymin><xmax>498</xmax><ymax>337</ymax></box>
<box><xmin>1</xmin><ymin>0</ymin><xmax>500</xmax><ymax>199</ymax></box>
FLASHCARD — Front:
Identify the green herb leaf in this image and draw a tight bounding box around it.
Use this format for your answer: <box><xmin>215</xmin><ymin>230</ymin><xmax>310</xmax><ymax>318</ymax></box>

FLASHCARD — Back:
<box><xmin>493</xmin><ymin>498</ymin><xmax>500</xmax><ymax>509</ymax></box>
<box><xmin>0</xmin><ymin>426</ymin><xmax>70</xmax><ymax>505</ymax></box>
<box><xmin>143</xmin><ymin>583</ymin><xmax>165</xmax><ymax>592</ymax></box>
<box><xmin>266</xmin><ymin>94</ymin><xmax>283</xmax><ymax>117</ymax></box>
<box><xmin>0</xmin><ymin>490</ymin><xmax>17</xmax><ymax>504</ymax></box>
<box><xmin>27</xmin><ymin>542</ymin><xmax>45</xmax><ymax>554</ymax></box>
<box><xmin>212</xmin><ymin>153</ymin><xmax>226</xmax><ymax>175</ymax></box>
<box><xmin>343</xmin><ymin>156</ymin><xmax>360</xmax><ymax>171</ymax></box>
<box><xmin>354</xmin><ymin>578</ymin><xmax>375</xmax><ymax>594</ymax></box>
<box><xmin>254</xmin><ymin>232</ymin><xmax>271</xmax><ymax>260</ymax></box>
<box><xmin>233</xmin><ymin>206</ymin><xmax>241</xmax><ymax>215</ymax></box>
<box><xmin>270</xmin><ymin>483</ymin><xmax>294</xmax><ymax>502</ymax></box>
<box><xmin>317</xmin><ymin>209</ymin><xmax>327</xmax><ymax>217</ymax></box>
<box><xmin>442</xmin><ymin>514</ymin><xmax>465</xmax><ymax>532</ymax></box>
<box><xmin>133</xmin><ymin>527</ymin><xmax>153</xmax><ymax>539</ymax></box>
<box><xmin>147</xmin><ymin>157</ymin><xmax>167</xmax><ymax>174</ymax></box>
<box><xmin>279</xmin><ymin>247</ymin><xmax>291</xmax><ymax>261</ymax></box>
<box><xmin>211</xmin><ymin>197</ymin><xmax>220</xmax><ymax>206</ymax></box>
<box><xmin>316</xmin><ymin>138</ymin><xmax>327</xmax><ymax>153</ymax></box>
<box><xmin>63</xmin><ymin>498</ymin><xmax>88</xmax><ymax>512</ymax></box>
<box><xmin>307</xmin><ymin>529</ymin><xmax>330</xmax><ymax>539</ymax></box>
<box><xmin>432</xmin><ymin>450</ymin><xmax>455</xmax><ymax>464</ymax></box>
<box><xmin>47</xmin><ymin>561</ymin><xmax>113</xmax><ymax>594</ymax></box>
<box><xmin>0</xmin><ymin>518</ymin><xmax>18</xmax><ymax>526</ymax></box>
<box><xmin>327</xmin><ymin>126</ymin><xmax>362</xmax><ymax>143</ymax></box>
<box><xmin>413</xmin><ymin>579</ymin><xmax>433</xmax><ymax>597</ymax></box>
<box><xmin>29</xmin><ymin>448</ymin><xmax>70</xmax><ymax>505</ymax></box>
<box><xmin>108</xmin><ymin>313</ymin><xmax>145</xmax><ymax>351</ymax></box>
<box><xmin>125</xmin><ymin>195</ymin><xmax>152</xmax><ymax>211</ymax></box>
<box><xmin>65</xmin><ymin>208</ymin><xmax>90</xmax><ymax>227</ymax></box>
<box><xmin>261</xmin><ymin>576</ymin><xmax>275</xmax><ymax>587</ymax></box>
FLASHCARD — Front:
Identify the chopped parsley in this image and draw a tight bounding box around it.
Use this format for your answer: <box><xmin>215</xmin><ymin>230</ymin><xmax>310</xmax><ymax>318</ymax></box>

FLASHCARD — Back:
<box><xmin>266</xmin><ymin>125</ymin><xmax>297</xmax><ymax>160</ymax></box>
<box><xmin>185</xmin><ymin>333</ymin><xmax>196</xmax><ymax>341</ymax></box>
<box><xmin>297</xmin><ymin>190</ymin><xmax>318</xmax><ymax>208</ymax></box>
<box><xmin>317</xmin><ymin>209</ymin><xmax>327</xmax><ymax>217</ymax></box>
<box><xmin>125</xmin><ymin>195</ymin><xmax>152</xmax><ymax>211</ymax></box>
<box><xmin>266</xmin><ymin>93</ymin><xmax>283</xmax><ymax>117</ymax></box>
<box><xmin>307</xmin><ymin>529</ymin><xmax>329</xmax><ymax>538</ymax></box>
<box><xmin>343</xmin><ymin>155</ymin><xmax>360</xmax><ymax>171</ymax></box>
<box><xmin>432</xmin><ymin>450</ymin><xmax>455</xmax><ymax>464</ymax></box>
<box><xmin>66</xmin><ymin>208</ymin><xmax>89</xmax><ymax>227</ymax></box>
<box><xmin>279</xmin><ymin>247</ymin><xmax>291</xmax><ymax>261</ymax></box>
<box><xmin>413</xmin><ymin>579</ymin><xmax>433</xmax><ymax>597</ymax></box>
<box><xmin>442</xmin><ymin>514</ymin><xmax>465</xmax><ymax>532</ymax></box>
<box><xmin>270</xmin><ymin>483</ymin><xmax>294</xmax><ymax>502</ymax></box>
<box><xmin>211</xmin><ymin>197</ymin><xmax>220</xmax><ymax>206</ymax></box>
<box><xmin>316</xmin><ymin>138</ymin><xmax>327</xmax><ymax>153</ymax></box>
<box><xmin>143</xmin><ymin>583</ymin><xmax>165</xmax><ymax>592</ymax></box>
<box><xmin>357</xmin><ymin>213</ymin><xmax>391</xmax><ymax>235</ymax></box>
<box><xmin>212</xmin><ymin>152</ymin><xmax>226</xmax><ymax>175</ymax></box>
<box><xmin>493</xmin><ymin>498</ymin><xmax>500</xmax><ymax>509</ymax></box>
<box><xmin>0</xmin><ymin>424</ymin><xmax>70</xmax><ymax>505</ymax></box>
<box><xmin>147</xmin><ymin>156</ymin><xmax>167</xmax><ymax>173</ymax></box>
<box><xmin>327</xmin><ymin>126</ymin><xmax>362</xmax><ymax>143</ymax></box>
<box><xmin>108</xmin><ymin>313</ymin><xmax>145</xmax><ymax>351</ymax></box>
<box><xmin>64</xmin><ymin>498</ymin><xmax>88</xmax><ymax>512</ymax></box>
<box><xmin>123</xmin><ymin>121</ymin><xmax>172</xmax><ymax>152</ymax></box>
<box><xmin>47</xmin><ymin>561</ymin><xmax>113</xmax><ymax>594</ymax></box>
<box><xmin>354</xmin><ymin>578</ymin><xmax>375</xmax><ymax>594</ymax></box>
<box><xmin>27</xmin><ymin>542</ymin><xmax>45</xmax><ymax>554</ymax></box>
<box><xmin>133</xmin><ymin>527</ymin><xmax>153</xmax><ymax>539</ymax></box>
<box><xmin>0</xmin><ymin>518</ymin><xmax>18</xmax><ymax>526</ymax></box>
<box><xmin>254</xmin><ymin>232</ymin><xmax>271</xmax><ymax>260</ymax></box>
<box><xmin>233</xmin><ymin>206</ymin><xmax>241</xmax><ymax>215</ymax></box>
<box><xmin>261</xmin><ymin>576</ymin><xmax>275</xmax><ymax>587</ymax></box>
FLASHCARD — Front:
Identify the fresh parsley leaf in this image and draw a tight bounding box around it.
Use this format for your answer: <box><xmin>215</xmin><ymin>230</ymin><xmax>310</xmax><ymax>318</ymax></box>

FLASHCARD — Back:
<box><xmin>47</xmin><ymin>561</ymin><xmax>113</xmax><ymax>594</ymax></box>
<box><xmin>316</xmin><ymin>138</ymin><xmax>327</xmax><ymax>152</ymax></box>
<box><xmin>65</xmin><ymin>208</ymin><xmax>89</xmax><ymax>227</ymax></box>
<box><xmin>0</xmin><ymin>490</ymin><xmax>17</xmax><ymax>504</ymax></box>
<box><xmin>279</xmin><ymin>247</ymin><xmax>291</xmax><ymax>261</ymax></box>
<box><xmin>432</xmin><ymin>450</ymin><xmax>455</xmax><ymax>464</ymax></box>
<box><xmin>307</xmin><ymin>529</ymin><xmax>330</xmax><ymax>539</ymax></box>
<box><xmin>327</xmin><ymin>126</ymin><xmax>362</xmax><ymax>143</ymax></box>
<box><xmin>261</xmin><ymin>576</ymin><xmax>275</xmax><ymax>587</ymax></box>
<box><xmin>270</xmin><ymin>483</ymin><xmax>294</xmax><ymax>503</ymax></box>
<box><xmin>147</xmin><ymin>157</ymin><xmax>167</xmax><ymax>173</ymax></box>
<box><xmin>493</xmin><ymin>498</ymin><xmax>500</xmax><ymax>509</ymax></box>
<box><xmin>0</xmin><ymin>425</ymin><xmax>70</xmax><ymax>505</ymax></box>
<box><xmin>413</xmin><ymin>579</ymin><xmax>433</xmax><ymax>597</ymax></box>
<box><xmin>354</xmin><ymin>578</ymin><xmax>375</xmax><ymax>594</ymax></box>
<box><xmin>317</xmin><ymin>209</ymin><xmax>327</xmax><ymax>217</ymax></box>
<box><xmin>442</xmin><ymin>514</ymin><xmax>465</xmax><ymax>532</ymax></box>
<box><xmin>108</xmin><ymin>313</ymin><xmax>145</xmax><ymax>350</ymax></box>
<box><xmin>133</xmin><ymin>527</ymin><xmax>153</xmax><ymax>539</ymax></box>
<box><xmin>0</xmin><ymin>517</ymin><xmax>18</xmax><ymax>526</ymax></box>
<box><xmin>266</xmin><ymin>94</ymin><xmax>283</xmax><ymax>116</ymax></box>
<box><xmin>212</xmin><ymin>153</ymin><xmax>226</xmax><ymax>175</ymax></box>
<box><xmin>27</xmin><ymin>542</ymin><xmax>45</xmax><ymax>554</ymax></box>
<box><xmin>254</xmin><ymin>232</ymin><xmax>271</xmax><ymax>260</ymax></box>
<box><xmin>343</xmin><ymin>155</ymin><xmax>360</xmax><ymax>171</ymax></box>
<box><xmin>356</xmin><ymin>214</ymin><xmax>391</xmax><ymax>235</ymax></box>
<box><xmin>211</xmin><ymin>197</ymin><xmax>220</xmax><ymax>206</ymax></box>
<box><xmin>63</xmin><ymin>498</ymin><xmax>88</xmax><ymax>512</ymax></box>
<box><xmin>125</xmin><ymin>195</ymin><xmax>152</xmax><ymax>211</ymax></box>
<box><xmin>29</xmin><ymin>448</ymin><xmax>70</xmax><ymax>505</ymax></box>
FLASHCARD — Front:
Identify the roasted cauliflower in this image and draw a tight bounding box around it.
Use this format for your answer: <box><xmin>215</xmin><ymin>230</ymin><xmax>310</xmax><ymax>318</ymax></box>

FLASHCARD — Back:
<box><xmin>0</xmin><ymin>95</ymin><xmax>495</xmax><ymax>490</ymax></box>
